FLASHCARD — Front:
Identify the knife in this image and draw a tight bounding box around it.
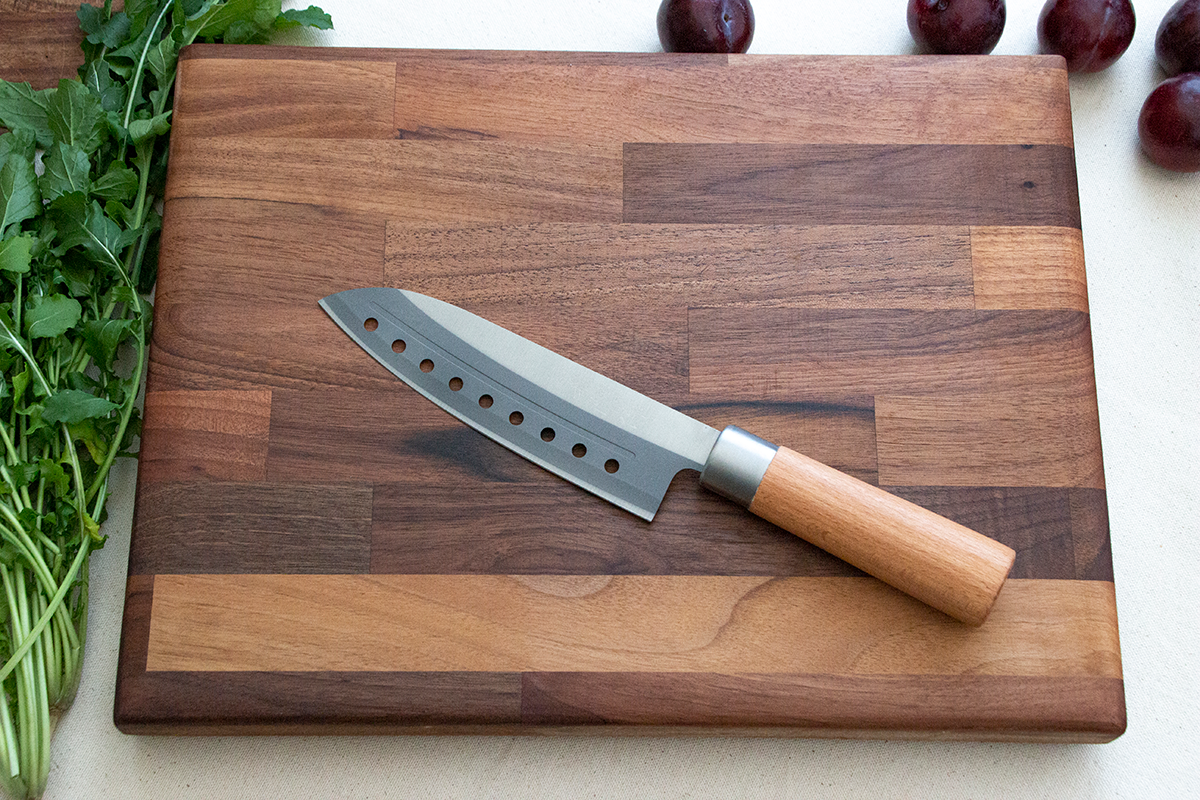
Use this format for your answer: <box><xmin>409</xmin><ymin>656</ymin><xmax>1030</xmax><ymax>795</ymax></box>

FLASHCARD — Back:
<box><xmin>320</xmin><ymin>287</ymin><xmax>1015</xmax><ymax>625</ymax></box>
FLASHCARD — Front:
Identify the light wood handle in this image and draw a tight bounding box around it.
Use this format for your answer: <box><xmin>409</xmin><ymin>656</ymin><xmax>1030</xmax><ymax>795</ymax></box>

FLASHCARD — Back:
<box><xmin>748</xmin><ymin>446</ymin><xmax>1015</xmax><ymax>626</ymax></box>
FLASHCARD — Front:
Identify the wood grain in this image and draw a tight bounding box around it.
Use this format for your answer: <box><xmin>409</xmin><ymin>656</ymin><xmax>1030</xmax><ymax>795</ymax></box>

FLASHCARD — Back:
<box><xmin>972</xmin><ymin>226</ymin><xmax>1089</xmax><ymax>311</ymax></box>
<box><xmin>136</xmin><ymin>390</ymin><xmax>271</xmax><ymax>482</ymax></box>
<box><xmin>130</xmin><ymin>483</ymin><xmax>372</xmax><ymax>574</ymax></box>
<box><xmin>174</xmin><ymin>56</ymin><xmax>397</xmax><ymax>139</ymax></box>
<box><xmin>116</xmin><ymin>576</ymin><xmax>522</xmax><ymax>734</ymax></box>
<box><xmin>688</xmin><ymin>308</ymin><xmax>1103</xmax><ymax>488</ymax></box>
<box><xmin>145</xmin><ymin>575</ymin><xmax>1121</xmax><ymax>677</ymax></box>
<box><xmin>384</xmin><ymin>52</ymin><xmax>1074</xmax><ymax>147</ymax></box>
<box><xmin>623</xmin><ymin>144</ymin><xmax>1080</xmax><ymax>228</ymax></box>
<box><xmin>105</xmin><ymin>48</ymin><xmax>1121</xmax><ymax>739</ymax></box>
<box><xmin>521</xmin><ymin>672</ymin><xmax>1125</xmax><ymax>742</ymax></box>
<box><xmin>0</xmin><ymin>11</ymin><xmax>82</xmax><ymax>89</ymax></box>
<box><xmin>385</xmin><ymin>223</ymin><xmax>975</xmax><ymax>310</ymax></box>
<box><xmin>876</xmin><ymin>393</ymin><xmax>1104</xmax><ymax>489</ymax></box>
<box><xmin>164</xmin><ymin>136</ymin><xmax>623</xmax><ymax>222</ymax></box>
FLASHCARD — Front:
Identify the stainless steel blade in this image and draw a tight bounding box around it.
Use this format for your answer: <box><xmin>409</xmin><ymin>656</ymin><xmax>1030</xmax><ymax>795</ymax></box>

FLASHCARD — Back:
<box><xmin>320</xmin><ymin>288</ymin><xmax>720</xmax><ymax>520</ymax></box>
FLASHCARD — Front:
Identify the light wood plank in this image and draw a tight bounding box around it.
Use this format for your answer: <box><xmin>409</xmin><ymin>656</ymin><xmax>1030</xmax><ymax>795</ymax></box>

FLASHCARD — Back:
<box><xmin>973</xmin><ymin>226</ymin><xmax>1088</xmax><ymax>311</ymax></box>
<box><xmin>163</xmin><ymin>137</ymin><xmax>622</xmax><ymax>222</ymax></box>
<box><xmin>877</xmin><ymin>393</ymin><xmax>1104</xmax><ymax>489</ymax></box>
<box><xmin>137</xmin><ymin>389</ymin><xmax>271</xmax><ymax>482</ymax></box>
<box><xmin>389</xmin><ymin>54</ymin><xmax>1072</xmax><ymax>146</ymax></box>
<box><xmin>174</xmin><ymin>57</ymin><xmax>397</xmax><ymax>139</ymax></box>
<box><xmin>147</xmin><ymin>576</ymin><xmax>1121</xmax><ymax>678</ymax></box>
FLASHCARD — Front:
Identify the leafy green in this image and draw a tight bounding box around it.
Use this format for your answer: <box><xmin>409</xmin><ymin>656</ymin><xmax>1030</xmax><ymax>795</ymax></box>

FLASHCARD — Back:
<box><xmin>24</xmin><ymin>295</ymin><xmax>82</xmax><ymax>339</ymax></box>
<box><xmin>0</xmin><ymin>154</ymin><xmax>40</xmax><ymax>233</ymax></box>
<box><xmin>0</xmin><ymin>84</ymin><xmax>55</xmax><ymax>148</ymax></box>
<box><xmin>277</xmin><ymin>5</ymin><xmax>334</xmax><ymax>30</ymax></box>
<box><xmin>41</xmin><ymin>390</ymin><xmax>119</xmax><ymax>426</ymax></box>
<box><xmin>0</xmin><ymin>3</ymin><xmax>332</xmax><ymax>797</ymax></box>
<box><xmin>0</xmin><ymin>236</ymin><xmax>33</xmax><ymax>275</ymax></box>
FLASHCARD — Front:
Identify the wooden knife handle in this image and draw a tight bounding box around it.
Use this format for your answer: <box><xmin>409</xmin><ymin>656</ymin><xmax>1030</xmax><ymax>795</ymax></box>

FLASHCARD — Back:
<box><xmin>700</xmin><ymin>428</ymin><xmax>1015</xmax><ymax>626</ymax></box>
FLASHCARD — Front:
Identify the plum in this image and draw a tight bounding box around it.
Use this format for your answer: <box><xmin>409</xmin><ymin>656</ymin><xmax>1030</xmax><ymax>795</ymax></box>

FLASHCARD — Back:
<box><xmin>1037</xmin><ymin>0</ymin><xmax>1136</xmax><ymax>73</ymax></box>
<box><xmin>1138</xmin><ymin>73</ymin><xmax>1200</xmax><ymax>172</ymax></box>
<box><xmin>907</xmin><ymin>0</ymin><xmax>1006</xmax><ymax>55</ymax></box>
<box><xmin>1156</xmin><ymin>0</ymin><xmax>1200</xmax><ymax>76</ymax></box>
<box><xmin>657</xmin><ymin>0</ymin><xmax>754</xmax><ymax>54</ymax></box>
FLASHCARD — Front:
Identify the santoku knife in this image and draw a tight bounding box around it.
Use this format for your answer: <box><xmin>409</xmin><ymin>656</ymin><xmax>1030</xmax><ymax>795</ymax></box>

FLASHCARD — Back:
<box><xmin>321</xmin><ymin>288</ymin><xmax>1016</xmax><ymax>625</ymax></box>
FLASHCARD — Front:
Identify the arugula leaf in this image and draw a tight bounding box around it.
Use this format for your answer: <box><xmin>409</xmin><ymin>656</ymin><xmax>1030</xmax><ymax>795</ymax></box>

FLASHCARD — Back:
<box><xmin>77</xmin><ymin>6</ymin><xmax>134</xmax><ymax>49</ymax></box>
<box><xmin>25</xmin><ymin>294</ymin><xmax>83</xmax><ymax>339</ymax></box>
<box><xmin>127</xmin><ymin>110</ymin><xmax>172</xmax><ymax>144</ymax></box>
<box><xmin>0</xmin><ymin>82</ymin><xmax>56</xmax><ymax>148</ymax></box>
<box><xmin>38</xmin><ymin>458</ymin><xmax>71</xmax><ymax>497</ymax></box>
<box><xmin>277</xmin><ymin>5</ymin><xmax>333</xmax><ymax>30</ymax></box>
<box><xmin>0</xmin><ymin>234</ymin><xmax>34</xmax><ymax>274</ymax></box>
<box><xmin>91</xmin><ymin>162</ymin><xmax>139</xmax><ymax>202</ymax></box>
<box><xmin>41</xmin><ymin>389</ymin><xmax>119</xmax><ymax>425</ymax></box>
<box><xmin>40</xmin><ymin>142</ymin><xmax>92</xmax><ymax>202</ymax></box>
<box><xmin>83</xmin><ymin>318</ymin><xmax>133</xmax><ymax>370</ymax></box>
<box><xmin>80</xmin><ymin>60</ymin><xmax>127</xmax><ymax>114</ymax></box>
<box><xmin>145</xmin><ymin>35</ymin><xmax>181</xmax><ymax>86</ymax></box>
<box><xmin>1</xmin><ymin>152</ymin><xmax>41</xmax><ymax>234</ymax></box>
<box><xmin>0</xmin><ymin>128</ymin><xmax>37</xmax><ymax>163</ymax></box>
<box><xmin>184</xmin><ymin>0</ymin><xmax>280</xmax><ymax>43</ymax></box>
<box><xmin>47</xmin><ymin>192</ymin><xmax>137</xmax><ymax>270</ymax></box>
<box><xmin>46</xmin><ymin>79</ymin><xmax>107</xmax><ymax>155</ymax></box>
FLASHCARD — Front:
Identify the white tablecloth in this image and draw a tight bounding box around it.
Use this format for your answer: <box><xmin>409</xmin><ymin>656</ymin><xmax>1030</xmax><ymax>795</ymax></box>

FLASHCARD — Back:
<box><xmin>45</xmin><ymin>0</ymin><xmax>1200</xmax><ymax>796</ymax></box>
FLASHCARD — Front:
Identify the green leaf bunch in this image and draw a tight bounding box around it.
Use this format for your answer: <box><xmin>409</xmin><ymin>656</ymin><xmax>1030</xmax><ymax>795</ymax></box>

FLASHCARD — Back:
<box><xmin>0</xmin><ymin>2</ymin><xmax>330</xmax><ymax>797</ymax></box>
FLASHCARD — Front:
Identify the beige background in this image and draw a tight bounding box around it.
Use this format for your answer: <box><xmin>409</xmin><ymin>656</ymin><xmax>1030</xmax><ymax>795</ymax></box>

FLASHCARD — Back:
<box><xmin>45</xmin><ymin>0</ymin><xmax>1200</xmax><ymax>796</ymax></box>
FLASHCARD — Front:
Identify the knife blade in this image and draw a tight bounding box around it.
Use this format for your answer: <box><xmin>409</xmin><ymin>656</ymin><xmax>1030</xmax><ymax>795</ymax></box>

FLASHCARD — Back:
<box><xmin>320</xmin><ymin>287</ymin><xmax>1015</xmax><ymax>625</ymax></box>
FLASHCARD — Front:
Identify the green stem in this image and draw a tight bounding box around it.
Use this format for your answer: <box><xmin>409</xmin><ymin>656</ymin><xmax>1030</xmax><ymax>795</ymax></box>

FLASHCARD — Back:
<box><xmin>122</xmin><ymin>2</ymin><xmax>174</xmax><ymax>130</ymax></box>
<box><xmin>0</xmin><ymin>538</ymin><xmax>89</xmax><ymax>688</ymax></box>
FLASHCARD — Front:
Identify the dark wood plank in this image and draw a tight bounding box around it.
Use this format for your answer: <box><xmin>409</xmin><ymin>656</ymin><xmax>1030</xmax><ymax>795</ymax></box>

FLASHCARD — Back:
<box><xmin>689</xmin><ymin>308</ymin><xmax>1104</xmax><ymax>488</ymax></box>
<box><xmin>116</xmin><ymin>670</ymin><xmax>524</xmax><ymax>735</ymax></box>
<box><xmin>150</xmin><ymin>198</ymin><xmax>387</xmax><ymax>391</ymax></box>
<box><xmin>521</xmin><ymin>672</ymin><xmax>1126</xmax><ymax>742</ymax></box>
<box><xmin>386</xmin><ymin>223</ymin><xmax>975</xmax><ymax>311</ymax></box>
<box><xmin>623</xmin><ymin>144</ymin><xmax>1081</xmax><ymax>228</ymax></box>
<box><xmin>1071</xmin><ymin>488</ymin><xmax>1115</xmax><ymax>581</ymax></box>
<box><xmin>889</xmin><ymin>486</ymin><xmax>1096</xmax><ymax>580</ymax></box>
<box><xmin>129</xmin><ymin>483</ymin><xmax>373</xmax><ymax>574</ymax></box>
<box><xmin>266</xmin><ymin>390</ymin><xmax>876</xmax><ymax>486</ymax></box>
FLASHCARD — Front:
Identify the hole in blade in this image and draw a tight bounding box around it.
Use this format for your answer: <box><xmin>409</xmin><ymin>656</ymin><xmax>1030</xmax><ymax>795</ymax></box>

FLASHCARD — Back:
<box><xmin>540</xmin><ymin>427</ymin><xmax>555</xmax><ymax>442</ymax></box>
<box><xmin>392</xmin><ymin>339</ymin><xmax>406</xmax><ymax>353</ymax></box>
<box><xmin>419</xmin><ymin>359</ymin><xmax>435</xmax><ymax>373</ymax></box>
<box><xmin>509</xmin><ymin>411</ymin><xmax>524</xmax><ymax>425</ymax></box>
<box><xmin>572</xmin><ymin>443</ymin><xmax>587</xmax><ymax>458</ymax></box>
<box><xmin>449</xmin><ymin>377</ymin><xmax>463</xmax><ymax>391</ymax></box>
<box><xmin>364</xmin><ymin>318</ymin><xmax>378</xmax><ymax>332</ymax></box>
<box><xmin>605</xmin><ymin>459</ymin><xmax>620</xmax><ymax>474</ymax></box>
<box><xmin>479</xmin><ymin>394</ymin><xmax>494</xmax><ymax>409</ymax></box>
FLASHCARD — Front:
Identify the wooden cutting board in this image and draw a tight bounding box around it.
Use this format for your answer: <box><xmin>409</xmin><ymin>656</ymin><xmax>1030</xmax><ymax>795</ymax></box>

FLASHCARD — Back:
<box><xmin>113</xmin><ymin>45</ymin><xmax>1124</xmax><ymax>741</ymax></box>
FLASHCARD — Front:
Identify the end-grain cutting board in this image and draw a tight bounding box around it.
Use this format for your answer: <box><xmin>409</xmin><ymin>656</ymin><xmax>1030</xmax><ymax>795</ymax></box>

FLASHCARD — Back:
<box><xmin>114</xmin><ymin>46</ymin><xmax>1125</xmax><ymax>740</ymax></box>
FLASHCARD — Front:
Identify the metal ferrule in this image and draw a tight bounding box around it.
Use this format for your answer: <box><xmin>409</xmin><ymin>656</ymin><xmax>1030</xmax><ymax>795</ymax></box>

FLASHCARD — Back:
<box><xmin>698</xmin><ymin>426</ymin><xmax>779</xmax><ymax>508</ymax></box>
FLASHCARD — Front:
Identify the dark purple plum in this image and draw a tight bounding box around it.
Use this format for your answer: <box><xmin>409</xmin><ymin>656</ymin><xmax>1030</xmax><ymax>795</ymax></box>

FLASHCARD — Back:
<box><xmin>1037</xmin><ymin>0</ymin><xmax>1136</xmax><ymax>73</ymax></box>
<box><xmin>907</xmin><ymin>0</ymin><xmax>1006</xmax><ymax>55</ymax></box>
<box><xmin>1138</xmin><ymin>73</ymin><xmax>1200</xmax><ymax>172</ymax></box>
<box><xmin>657</xmin><ymin>0</ymin><xmax>754</xmax><ymax>54</ymax></box>
<box><xmin>1156</xmin><ymin>0</ymin><xmax>1200</xmax><ymax>76</ymax></box>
